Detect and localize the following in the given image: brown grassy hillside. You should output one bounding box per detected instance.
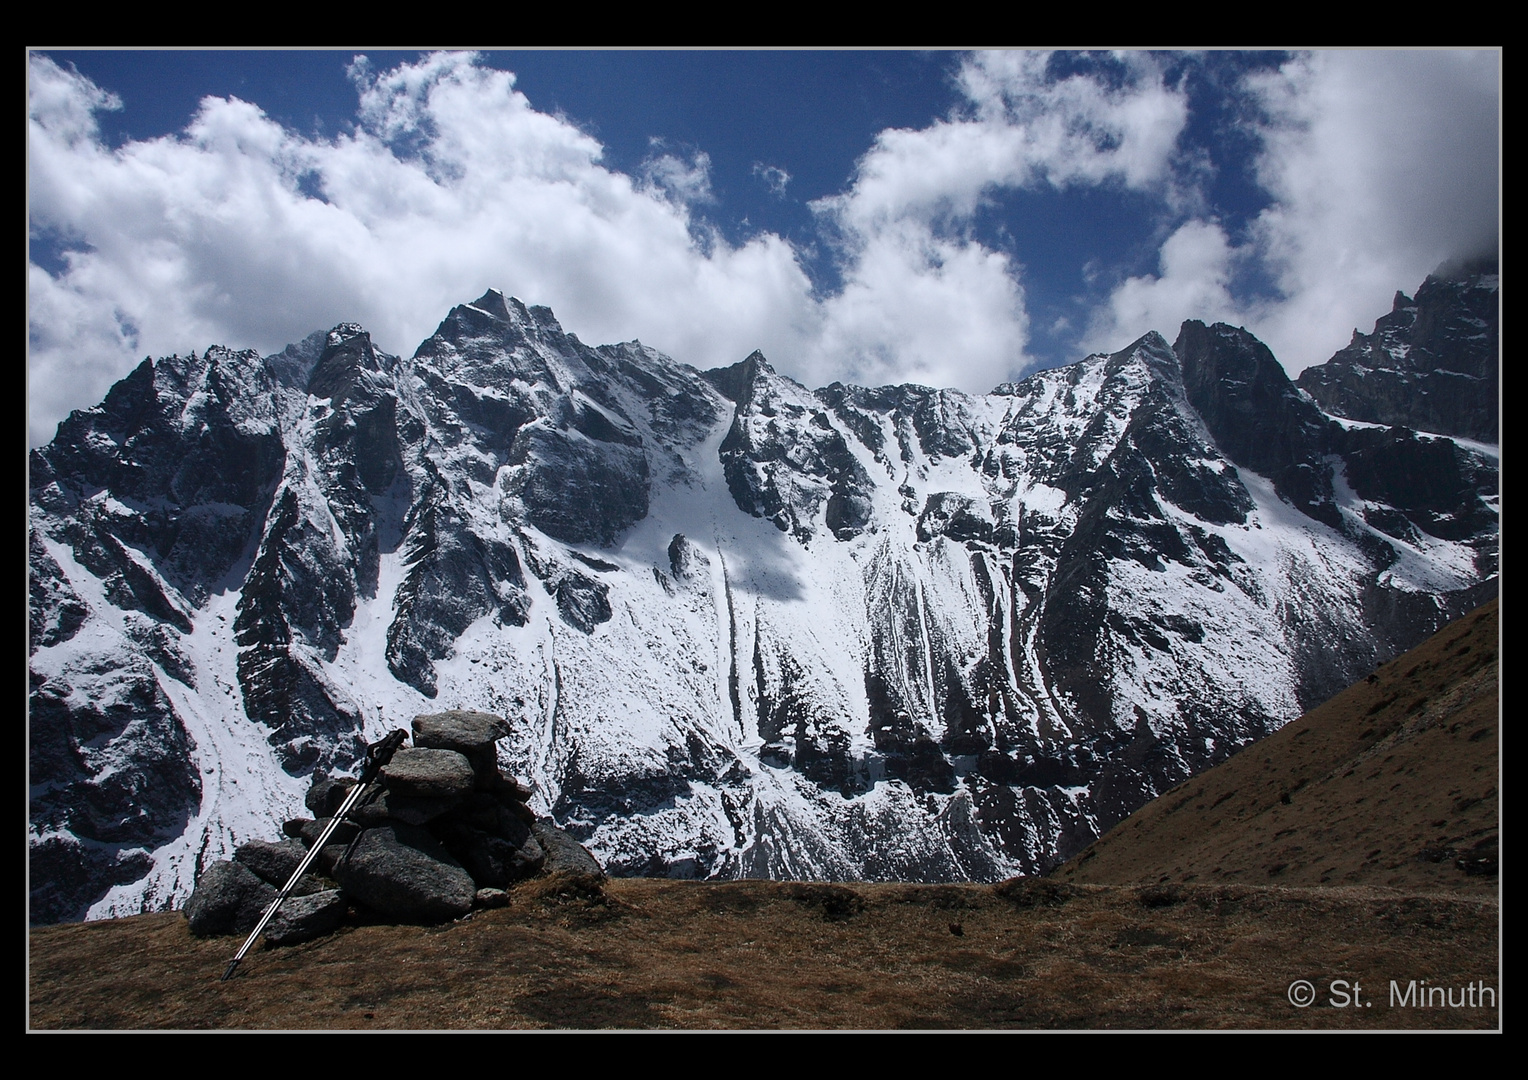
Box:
[1054,599,1498,894]
[29,876,1498,1030]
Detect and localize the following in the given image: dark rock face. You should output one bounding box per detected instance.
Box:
[30,284,1497,920]
[1337,425,1499,545]
[184,861,276,937]
[28,649,201,925]
[1175,321,1340,528]
[1297,258,1499,441]
[917,493,995,544]
[506,423,650,545]
[710,352,875,542]
[331,823,478,923]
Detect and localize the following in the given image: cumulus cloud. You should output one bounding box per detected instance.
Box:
[1085,50,1500,374]
[803,50,1192,391]
[27,52,814,446]
[28,49,1206,444]
[1241,49,1500,374]
[641,140,716,206]
[30,50,1494,447]
[1083,220,1241,353]
[957,51,1188,192]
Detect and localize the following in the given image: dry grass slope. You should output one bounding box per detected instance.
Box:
[1054,599,1498,894]
[29,876,1498,1029]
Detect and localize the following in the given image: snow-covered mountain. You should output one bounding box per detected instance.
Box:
[1297,257,1498,442]
[29,284,1498,924]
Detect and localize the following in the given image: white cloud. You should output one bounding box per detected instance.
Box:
[1241,50,1500,375]
[808,222,1030,392]
[753,163,791,198]
[1081,50,1499,374]
[641,141,716,207]
[34,51,1489,446]
[28,50,1207,445]
[1083,220,1241,354]
[957,51,1188,192]
[27,52,814,446]
[803,50,1193,393]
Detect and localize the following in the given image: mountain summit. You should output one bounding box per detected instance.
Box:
[29,283,1497,923]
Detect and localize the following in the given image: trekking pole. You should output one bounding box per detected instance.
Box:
[221,729,408,981]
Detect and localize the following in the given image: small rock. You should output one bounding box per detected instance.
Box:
[263,890,348,946]
[475,888,509,909]
[531,819,604,879]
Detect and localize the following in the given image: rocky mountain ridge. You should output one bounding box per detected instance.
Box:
[1296,256,1498,442]
[30,280,1497,924]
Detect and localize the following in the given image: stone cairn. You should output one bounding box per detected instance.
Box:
[184,710,602,946]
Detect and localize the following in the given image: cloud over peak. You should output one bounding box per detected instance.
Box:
[28,50,1498,447]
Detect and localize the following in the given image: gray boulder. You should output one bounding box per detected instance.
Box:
[184,860,276,937]
[380,748,476,799]
[233,838,326,894]
[262,890,348,946]
[531,820,604,879]
[331,823,476,922]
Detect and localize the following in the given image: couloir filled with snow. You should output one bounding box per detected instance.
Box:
[29,285,1497,923]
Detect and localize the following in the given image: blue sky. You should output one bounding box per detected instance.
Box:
[28,50,1499,447]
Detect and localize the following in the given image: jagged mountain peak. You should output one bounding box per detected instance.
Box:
[702,349,778,406]
[29,288,1497,924]
[1295,260,1498,442]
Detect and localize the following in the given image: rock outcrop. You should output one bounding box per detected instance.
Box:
[1296,257,1498,442]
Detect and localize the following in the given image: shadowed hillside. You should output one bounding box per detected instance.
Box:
[1054,600,1498,893]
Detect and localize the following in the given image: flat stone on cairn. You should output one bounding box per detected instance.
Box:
[412,710,511,785]
[380,747,476,799]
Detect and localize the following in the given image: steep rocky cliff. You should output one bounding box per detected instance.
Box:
[29,289,1497,923]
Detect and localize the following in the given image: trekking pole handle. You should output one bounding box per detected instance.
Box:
[359,729,408,785]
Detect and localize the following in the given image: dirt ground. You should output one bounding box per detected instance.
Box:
[29,876,1498,1031]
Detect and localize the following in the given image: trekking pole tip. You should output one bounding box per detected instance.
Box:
[221,959,240,982]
